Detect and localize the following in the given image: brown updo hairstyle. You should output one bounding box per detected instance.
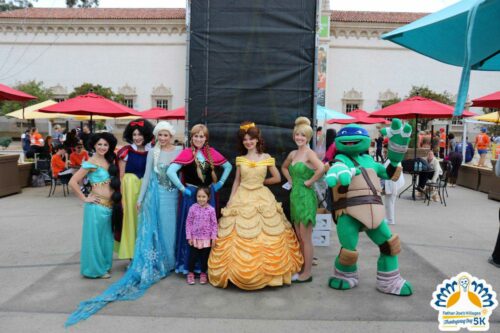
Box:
[237,121,265,155]
[190,124,217,184]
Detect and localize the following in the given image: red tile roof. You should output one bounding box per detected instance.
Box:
[331,11,427,24]
[0,8,426,24]
[0,8,185,20]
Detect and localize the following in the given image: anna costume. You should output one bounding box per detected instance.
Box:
[167,145,232,274]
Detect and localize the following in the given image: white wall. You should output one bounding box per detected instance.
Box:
[327,38,499,113]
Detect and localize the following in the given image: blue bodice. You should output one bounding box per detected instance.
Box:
[125,150,148,178]
[82,161,111,185]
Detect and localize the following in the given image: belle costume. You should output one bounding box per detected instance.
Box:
[208,156,303,290]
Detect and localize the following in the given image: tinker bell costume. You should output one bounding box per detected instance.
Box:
[66,146,181,327]
[208,156,303,290]
[325,120,413,296]
[167,145,232,274]
[289,162,317,226]
[80,161,114,278]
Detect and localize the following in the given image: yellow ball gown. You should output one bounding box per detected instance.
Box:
[208,156,303,290]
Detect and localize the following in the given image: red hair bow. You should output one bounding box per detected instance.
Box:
[130,121,144,127]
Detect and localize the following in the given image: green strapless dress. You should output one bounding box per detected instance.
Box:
[289,162,317,226]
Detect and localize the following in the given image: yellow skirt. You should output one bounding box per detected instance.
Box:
[115,173,141,259]
[208,185,303,290]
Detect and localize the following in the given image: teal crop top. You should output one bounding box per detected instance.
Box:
[82,161,111,185]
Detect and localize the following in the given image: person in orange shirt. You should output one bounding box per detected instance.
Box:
[28,127,45,157]
[475,127,491,167]
[69,140,89,169]
[439,128,446,158]
[51,145,72,184]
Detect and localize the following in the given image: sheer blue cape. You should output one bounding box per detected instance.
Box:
[66,173,177,327]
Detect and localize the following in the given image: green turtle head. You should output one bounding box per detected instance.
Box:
[335,124,371,156]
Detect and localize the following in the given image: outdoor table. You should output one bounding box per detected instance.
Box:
[398,169,433,201]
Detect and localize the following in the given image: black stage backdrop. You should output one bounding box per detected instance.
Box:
[187,0,318,206]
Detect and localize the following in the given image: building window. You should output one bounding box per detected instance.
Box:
[123,98,134,109]
[342,88,363,114]
[345,103,359,113]
[54,97,66,103]
[155,99,169,109]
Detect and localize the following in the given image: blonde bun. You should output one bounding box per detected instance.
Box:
[293,117,313,141]
[295,116,311,127]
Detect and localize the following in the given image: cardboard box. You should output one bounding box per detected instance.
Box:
[312,229,331,247]
[315,208,333,231]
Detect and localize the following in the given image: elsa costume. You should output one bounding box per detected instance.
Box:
[66,122,180,327]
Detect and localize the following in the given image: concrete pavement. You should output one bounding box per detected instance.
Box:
[0,176,499,333]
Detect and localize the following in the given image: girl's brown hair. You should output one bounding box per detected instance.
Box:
[196,186,211,199]
[237,121,265,154]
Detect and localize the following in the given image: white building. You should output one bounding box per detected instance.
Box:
[0,6,497,136]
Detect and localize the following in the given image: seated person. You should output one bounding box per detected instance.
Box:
[69,141,89,169]
[417,151,443,200]
[51,145,73,184]
[27,127,44,158]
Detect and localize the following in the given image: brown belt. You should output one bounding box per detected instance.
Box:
[335,195,383,210]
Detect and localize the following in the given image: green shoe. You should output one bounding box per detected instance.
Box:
[328,277,353,290]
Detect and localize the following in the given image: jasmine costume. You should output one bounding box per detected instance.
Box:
[167,146,232,274]
[325,121,413,296]
[80,161,114,278]
[115,143,151,259]
[66,147,181,327]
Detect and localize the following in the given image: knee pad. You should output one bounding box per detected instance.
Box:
[379,234,401,256]
[338,248,358,266]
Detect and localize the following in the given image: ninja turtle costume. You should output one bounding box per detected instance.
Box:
[325,119,413,296]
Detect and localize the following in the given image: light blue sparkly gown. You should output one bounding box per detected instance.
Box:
[66,148,180,327]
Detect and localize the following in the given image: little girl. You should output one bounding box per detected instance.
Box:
[185,187,218,285]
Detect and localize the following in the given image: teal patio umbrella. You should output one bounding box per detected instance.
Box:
[316,105,353,121]
[382,0,500,116]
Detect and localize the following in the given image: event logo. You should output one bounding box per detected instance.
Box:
[430,272,497,331]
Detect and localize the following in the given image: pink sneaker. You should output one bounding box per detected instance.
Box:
[199,272,208,285]
[187,272,195,285]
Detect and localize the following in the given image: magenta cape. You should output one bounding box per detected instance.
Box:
[173,147,227,166]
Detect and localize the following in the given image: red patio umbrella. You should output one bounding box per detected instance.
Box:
[327,109,390,125]
[39,93,137,131]
[0,83,36,102]
[471,91,500,108]
[0,83,37,133]
[369,96,474,200]
[368,96,475,119]
[134,106,185,120]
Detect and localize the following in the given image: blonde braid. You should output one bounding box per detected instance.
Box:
[153,141,161,173]
[205,143,218,183]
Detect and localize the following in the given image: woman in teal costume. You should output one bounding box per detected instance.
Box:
[66,122,180,327]
[282,117,324,283]
[68,132,121,279]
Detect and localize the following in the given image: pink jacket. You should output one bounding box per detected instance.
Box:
[185,203,218,240]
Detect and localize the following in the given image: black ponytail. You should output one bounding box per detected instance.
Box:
[89,132,122,232]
